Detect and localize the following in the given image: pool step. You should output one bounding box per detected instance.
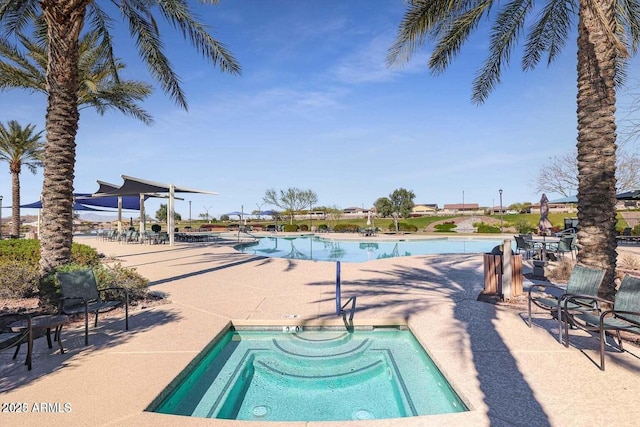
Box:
[252,352,389,388]
[271,335,371,366]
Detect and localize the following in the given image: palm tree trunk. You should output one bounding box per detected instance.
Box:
[11,170,20,237]
[39,2,87,274]
[575,0,618,301]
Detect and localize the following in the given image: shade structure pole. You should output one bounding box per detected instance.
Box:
[117,197,122,233]
[139,193,146,239]
[169,185,175,246]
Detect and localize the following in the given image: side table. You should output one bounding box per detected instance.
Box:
[11,314,70,355]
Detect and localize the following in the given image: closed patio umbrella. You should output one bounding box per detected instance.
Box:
[538,194,552,236]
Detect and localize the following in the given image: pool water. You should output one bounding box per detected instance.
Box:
[236,235,506,262]
[150,328,468,421]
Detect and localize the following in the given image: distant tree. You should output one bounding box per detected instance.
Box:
[324,205,343,224]
[264,188,318,224]
[156,204,182,223]
[535,146,640,196]
[508,202,532,213]
[0,120,44,237]
[220,214,230,221]
[375,188,415,232]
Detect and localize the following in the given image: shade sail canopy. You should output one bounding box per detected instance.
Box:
[97,175,218,196]
[20,200,107,211]
[96,175,218,246]
[225,211,248,216]
[616,190,640,200]
[75,192,144,210]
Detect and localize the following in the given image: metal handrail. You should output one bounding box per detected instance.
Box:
[341,296,357,331]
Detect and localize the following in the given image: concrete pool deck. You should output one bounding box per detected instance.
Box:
[2,233,640,426]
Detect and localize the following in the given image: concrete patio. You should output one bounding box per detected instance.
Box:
[2,234,640,426]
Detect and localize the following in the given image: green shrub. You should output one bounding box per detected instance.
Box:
[317,224,328,231]
[0,239,40,263]
[0,260,40,298]
[333,223,359,233]
[0,239,100,266]
[71,243,101,266]
[283,224,299,232]
[476,222,501,233]
[434,222,457,232]
[299,224,309,231]
[513,219,535,234]
[633,224,640,236]
[388,222,418,232]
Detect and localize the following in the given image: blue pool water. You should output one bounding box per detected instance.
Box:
[150,327,468,421]
[236,235,506,262]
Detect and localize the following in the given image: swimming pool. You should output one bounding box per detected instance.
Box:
[149,327,468,421]
[236,235,507,262]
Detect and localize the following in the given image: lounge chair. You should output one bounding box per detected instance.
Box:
[563,274,640,370]
[528,264,605,342]
[0,315,32,370]
[57,269,129,345]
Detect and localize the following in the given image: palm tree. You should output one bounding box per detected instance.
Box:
[0,120,44,238]
[0,28,154,124]
[0,1,241,274]
[388,0,640,300]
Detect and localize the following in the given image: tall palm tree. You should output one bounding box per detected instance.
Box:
[0,120,44,238]
[388,0,640,300]
[0,1,240,274]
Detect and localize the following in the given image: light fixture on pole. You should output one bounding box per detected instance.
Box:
[499,189,503,233]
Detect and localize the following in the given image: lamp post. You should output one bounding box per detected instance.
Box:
[189,200,192,228]
[499,189,503,233]
[0,195,3,239]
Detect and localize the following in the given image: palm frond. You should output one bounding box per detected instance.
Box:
[472,0,534,104]
[387,0,441,67]
[86,3,120,83]
[0,37,44,92]
[429,1,493,74]
[522,0,576,70]
[617,0,640,54]
[157,0,240,74]
[119,1,188,110]
[0,0,38,36]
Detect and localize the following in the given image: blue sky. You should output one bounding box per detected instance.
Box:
[1,0,639,220]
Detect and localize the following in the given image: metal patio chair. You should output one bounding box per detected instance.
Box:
[57,269,129,345]
[563,274,640,370]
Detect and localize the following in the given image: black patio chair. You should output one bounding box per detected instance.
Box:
[0,314,32,370]
[57,269,129,345]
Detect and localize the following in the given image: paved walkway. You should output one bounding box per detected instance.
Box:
[2,234,640,426]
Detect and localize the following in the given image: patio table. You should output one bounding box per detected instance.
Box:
[10,314,70,355]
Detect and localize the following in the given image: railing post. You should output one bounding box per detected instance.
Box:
[336,261,341,315]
